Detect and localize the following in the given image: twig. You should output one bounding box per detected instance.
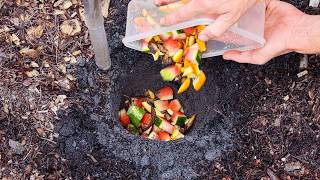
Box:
[41,137,57,144]
[86,153,98,163]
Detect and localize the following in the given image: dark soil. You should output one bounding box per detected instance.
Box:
[0,0,319,179]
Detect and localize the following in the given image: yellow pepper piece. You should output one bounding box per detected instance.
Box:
[147,89,155,99]
[182,66,193,77]
[188,36,195,46]
[184,36,189,50]
[191,64,200,75]
[193,70,206,91]
[172,49,184,63]
[171,128,185,140]
[153,35,162,43]
[196,25,206,32]
[196,38,207,52]
[184,59,191,67]
[142,101,152,112]
[178,77,191,94]
[180,67,185,73]
[152,51,161,61]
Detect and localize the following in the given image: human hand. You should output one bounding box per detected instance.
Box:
[223,0,310,65]
[155,0,258,41]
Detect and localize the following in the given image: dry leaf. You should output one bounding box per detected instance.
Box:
[67,74,76,81]
[62,0,72,10]
[60,19,81,36]
[101,0,110,18]
[49,101,58,114]
[64,56,71,62]
[3,103,9,114]
[19,13,31,23]
[39,3,44,9]
[54,9,65,15]
[0,26,10,33]
[72,50,81,56]
[70,56,77,64]
[53,0,64,7]
[283,95,290,101]
[37,45,44,51]
[11,17,20,26]
[0,0,4,9]
[10,33,20,45]
[20,48,39,59]
[71,0,78,4]
[59,64,67,74]
[56,79,71,91]
[25,69,40,77]
[26,25,44,39]
[36,128,45,137]
[30,61,39,68]
[56,95,67,104]
[43,60,50,68]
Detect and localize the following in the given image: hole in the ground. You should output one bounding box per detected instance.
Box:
[117,85,196,141]
[111,55,236,144]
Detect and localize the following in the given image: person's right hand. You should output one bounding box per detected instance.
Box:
[155,0,258,41]
[223,0,320,64]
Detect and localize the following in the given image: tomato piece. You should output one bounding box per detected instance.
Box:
[132,98,143,108]
[119,109,130,127]
[158,131,171,141]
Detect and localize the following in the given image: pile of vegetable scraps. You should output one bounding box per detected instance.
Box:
[134,9,207,94]
[119,86,196,141]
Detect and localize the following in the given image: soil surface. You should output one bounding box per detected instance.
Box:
[0,0,319,179]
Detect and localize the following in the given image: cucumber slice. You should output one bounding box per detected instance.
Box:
[127,105,145,128]
[154,117,174,134]
[148,131,158,140]
[127,124,139,135]
[172,113,187,127]
[175,116,187,127]
[171,129,184,140]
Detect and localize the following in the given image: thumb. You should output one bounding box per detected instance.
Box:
[154,0,178,6]
[198,13,236,41]
[223,48,273,65]
[222,38,289,65]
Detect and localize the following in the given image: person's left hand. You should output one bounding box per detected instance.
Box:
[155,0,258,41]
[223,0,307,65]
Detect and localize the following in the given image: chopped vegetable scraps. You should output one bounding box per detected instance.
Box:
[119,87,196,141]
[134,12,207,93]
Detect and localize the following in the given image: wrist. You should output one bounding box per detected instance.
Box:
[289,14,320,54]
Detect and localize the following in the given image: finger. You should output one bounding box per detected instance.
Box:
[160,1,200,25]
[198,13,236,41]
[154,0,178,6]
[223,48,273,65]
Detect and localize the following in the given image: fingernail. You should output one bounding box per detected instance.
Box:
[198,34,209,41]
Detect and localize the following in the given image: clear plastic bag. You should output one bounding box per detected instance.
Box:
[122,0,266,58]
